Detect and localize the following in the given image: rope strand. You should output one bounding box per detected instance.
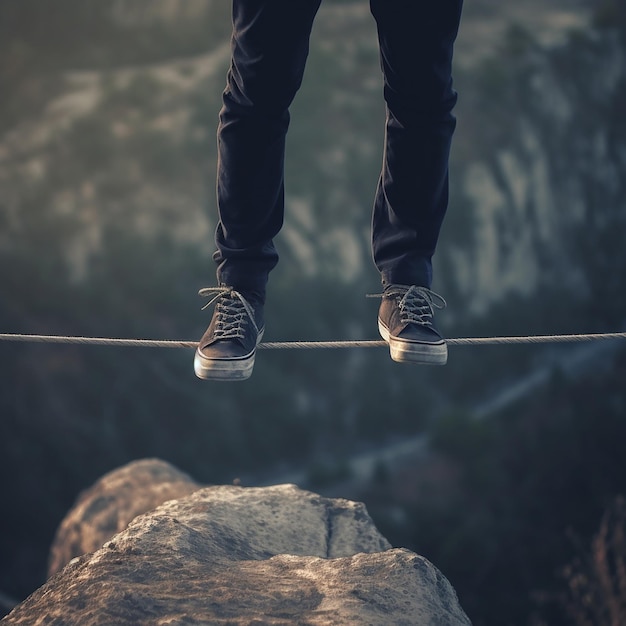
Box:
[0,332,625,349]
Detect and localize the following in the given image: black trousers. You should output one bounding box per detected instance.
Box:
[214,0,464,298]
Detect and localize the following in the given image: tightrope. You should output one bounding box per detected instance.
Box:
[1,332,626,349]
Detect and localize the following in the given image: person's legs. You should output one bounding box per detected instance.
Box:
[196,0,321,381]
[214,0,322,301]
[369,0,463,364]
[370,0,463,289]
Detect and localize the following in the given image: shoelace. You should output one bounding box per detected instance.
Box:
[369,285,446,328]
[198,287,260,340]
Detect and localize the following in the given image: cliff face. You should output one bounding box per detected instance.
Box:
[3,459,471,626]
[450,27,626,316]
[5,0,619,315]
[1,0,602,299]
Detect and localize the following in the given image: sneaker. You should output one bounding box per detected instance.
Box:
[194,286,264,381]
[376,284,447,365]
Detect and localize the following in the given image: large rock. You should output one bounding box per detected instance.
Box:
[3,460,471,625]
[48,458,202,576]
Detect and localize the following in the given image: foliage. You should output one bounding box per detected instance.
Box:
[560,496,626,626]
[363,348,626,626]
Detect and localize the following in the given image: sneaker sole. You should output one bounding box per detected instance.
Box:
[194,329,264,381]
[378,320,448,365]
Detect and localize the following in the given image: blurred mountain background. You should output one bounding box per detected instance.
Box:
[1,0,626,624]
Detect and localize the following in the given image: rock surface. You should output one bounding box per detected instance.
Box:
[3,459,471,625]
[48,458,202,577]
